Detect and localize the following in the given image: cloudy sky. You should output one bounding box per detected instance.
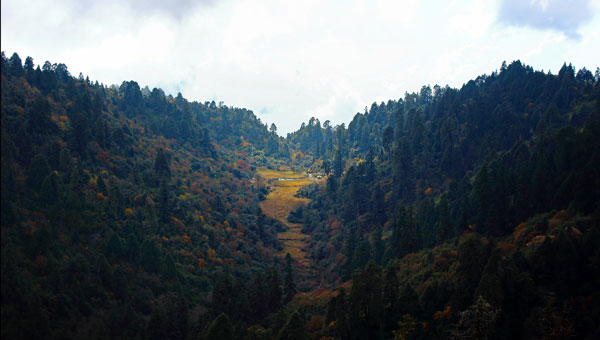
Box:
[2,0,599,134]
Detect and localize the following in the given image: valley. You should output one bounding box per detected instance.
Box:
[2,52,599,340]
[257,168,323,290]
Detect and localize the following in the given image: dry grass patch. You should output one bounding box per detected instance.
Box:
[283,246,309,263]
[283,239,308,249]
[274,178,314,187]
[257,168,303,179]
[261,186,310,225]
[257,168,321,266]
[278,231,308,240]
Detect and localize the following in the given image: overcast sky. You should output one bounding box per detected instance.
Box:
[2,0,599,134]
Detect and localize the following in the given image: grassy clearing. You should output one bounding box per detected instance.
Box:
[283,246,309,266]
[260,184,310,224]
[257,168,303,179]
[257,168,321,265]
[278,231,308,240]
[274,178,313,186]
[283,239,308,249]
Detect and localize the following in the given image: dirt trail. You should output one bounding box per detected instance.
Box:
[257,169,321,289]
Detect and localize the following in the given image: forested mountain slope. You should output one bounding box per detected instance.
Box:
[0,52,291,339]
[2,52,600,340]
[285,61,600,339]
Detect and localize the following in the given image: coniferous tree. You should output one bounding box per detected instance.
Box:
[392,137,413,202]
[322,159,331,176]
[125,233,140,263]
[27,154,50,192]
[383,266,400,335]
[276,312,308,340]
[382,125,394,156]
[398,284,422,318]
[451,296,499,340]
[29,95,57,136]
[141,238,162,273]
[158,178,169,223]
[371,183,386,226]
[349,262,384,340]
[283,253,296,304]
[351,239,372,272]
[333,289,351,340]
[206,313,234,340]
[8,52,24,77]
[212,274,235,318]
[454,234,490,308]
[473,163,491,235]
[97,176,107,196]
[371,227,385,266]
[251,271,267,320]
[326,175,338,199]
[58,146,73,172]
[39,171,62,205]
[165,295,189,340]
[266,267,282,312]
[154,148,171,179]
[409,110,425,154]
[342,224,358,277]
[391,207,420,259]
[164,253,177,281]
[394,108,404,141]
[71,111,91,158]
[437,195,451,242]
[333,147,343,179]
[104,233,123,260]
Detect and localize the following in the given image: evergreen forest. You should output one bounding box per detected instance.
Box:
[1,52,599,339]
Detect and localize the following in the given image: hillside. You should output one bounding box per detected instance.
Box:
[288,61,600,275]
[284,61,600,339]
[0,52,291,339]
[2,52,600,340]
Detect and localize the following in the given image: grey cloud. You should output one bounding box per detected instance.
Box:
[126,0,217,20]
[65,0,217,21]
[498,0,595,39]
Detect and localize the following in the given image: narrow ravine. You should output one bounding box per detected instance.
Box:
[257,168,321,290]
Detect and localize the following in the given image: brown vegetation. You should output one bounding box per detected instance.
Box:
[257,168,320,267]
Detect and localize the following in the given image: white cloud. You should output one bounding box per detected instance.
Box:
[1,0,599,134]
[448,0,495,38]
